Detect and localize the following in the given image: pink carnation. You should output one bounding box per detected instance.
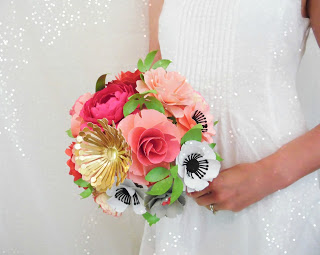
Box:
[118,109,181,185]
[70,93,93,137]
[136,68,194,118]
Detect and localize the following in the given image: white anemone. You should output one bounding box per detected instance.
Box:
[106,179,146,215]
[177,140,221,192]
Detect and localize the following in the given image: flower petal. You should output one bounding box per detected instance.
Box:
[184,174,209,191]
[107,196,130,213]
[201,159,221,181]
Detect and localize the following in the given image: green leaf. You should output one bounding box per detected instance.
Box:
[123,99,140,117]
[140,73,145,82]
[137,59,147,73]
[167,116,177,125]
[209,143,216,149]
[144,96,165,114]
[80,186,93,199]
[170,177,184,205]
[180,128,203,145]
[140,89,158,95]
[145,167,170,182]
[214,120,219,126]
[96,74,107,92]
[74,178,90,188]
[66,129,74,138]
[128,93,140,101]
[144,50,158,70]
[170,165,178,178]
[192,123,204,129]
[142,212,160,226]
[215,152,223,162]
[152,59,172,70]
[147,176,173,196]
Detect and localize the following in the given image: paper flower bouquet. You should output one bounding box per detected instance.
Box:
[65,51,223,225]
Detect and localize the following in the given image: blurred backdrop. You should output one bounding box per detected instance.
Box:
[0,1,319,254]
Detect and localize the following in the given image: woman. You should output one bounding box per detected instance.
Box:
[140,0,320,254]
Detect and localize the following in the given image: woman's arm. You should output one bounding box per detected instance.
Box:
[302,0,320,47]
[149,0,164,63]
[189,124,320,212]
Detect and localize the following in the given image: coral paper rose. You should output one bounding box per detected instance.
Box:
[118,109,181,185]
[65,142,82,182]
[70,93,93,137]
[80,81,137,125]
[136,68,194,118]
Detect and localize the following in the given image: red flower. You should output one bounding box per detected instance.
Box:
[116,69,141,89]
[80,81,138,125]
[65,142,82,182]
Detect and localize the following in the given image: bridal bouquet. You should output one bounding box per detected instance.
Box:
[65,51,222,225]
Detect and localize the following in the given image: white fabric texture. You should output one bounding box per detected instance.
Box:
[0,0,319,254]
[139,0,320,254]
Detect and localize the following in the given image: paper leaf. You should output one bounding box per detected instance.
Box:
[74,178,90,188]
[80,187,92,198]
[214,120,219,126]
[215,152,223,162]
[144,50,158,70]
[180,128,202,145]
[209,143,216,149]
[140,89,158,95]
[128,93,140,101]
[167,116,177,125]
[145,167,170,182]
[140,73,145,82]
[142,212,160,226]
[170,177,184,205]
[138,59,147,73]
[123,99,140,117]
[192,123,203,129]
[96,74,107,92]
[144,96,165,114]
[152,59,172,70]
[147,176,173,196]
[170,165,178,178]
[66,129,74,138]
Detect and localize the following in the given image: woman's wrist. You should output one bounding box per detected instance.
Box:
[255,150,294,194]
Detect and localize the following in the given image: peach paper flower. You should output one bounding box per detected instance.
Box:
[136,68,194,118]
[176,101,216,143]
[70,93,93,137]
[118,109,181,185]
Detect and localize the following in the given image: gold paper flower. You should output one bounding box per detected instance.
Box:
[74,119,132,192]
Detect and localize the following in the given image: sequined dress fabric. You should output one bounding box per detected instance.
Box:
[139,0,320,254]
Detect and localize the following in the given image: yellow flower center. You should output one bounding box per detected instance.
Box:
[106,147,118,161]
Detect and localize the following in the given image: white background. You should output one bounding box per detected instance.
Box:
[0,1,319,254]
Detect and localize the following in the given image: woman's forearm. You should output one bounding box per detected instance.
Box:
[308,0,320,47]
[258,124,320,191]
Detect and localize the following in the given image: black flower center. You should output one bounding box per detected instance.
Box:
[115,188,131,205]
[183,153,209,179]
[192,110,208,132]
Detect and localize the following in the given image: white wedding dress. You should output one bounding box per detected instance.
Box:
[139,0,320,254]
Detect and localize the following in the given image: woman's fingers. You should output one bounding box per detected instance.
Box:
[194,192,215,206]
[187,186,211,198]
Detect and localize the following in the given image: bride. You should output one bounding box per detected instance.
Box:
[139,0,320,254]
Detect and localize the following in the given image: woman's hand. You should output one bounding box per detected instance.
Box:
[187,162,284,212]
[188,124,320,213]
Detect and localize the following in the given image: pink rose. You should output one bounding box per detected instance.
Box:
[80,81,137,125]
[136,68,194,118]
[176,101,216,143]
[70,93,93,137]
[118,109,181,185]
